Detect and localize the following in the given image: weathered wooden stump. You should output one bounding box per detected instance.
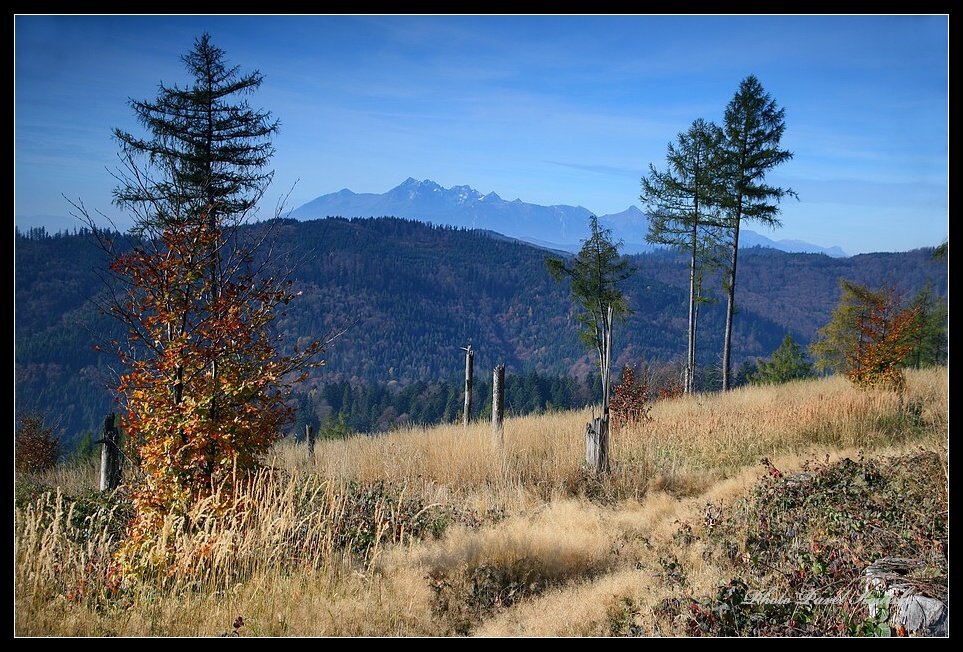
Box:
[491,364,505,444]
[306,423,315,459]
[99,413,121,491]
[585,416,609,474]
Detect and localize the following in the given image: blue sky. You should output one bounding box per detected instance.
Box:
[15,15,948,255]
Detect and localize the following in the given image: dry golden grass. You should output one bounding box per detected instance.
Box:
[275,368,946,506]
[29,455,100,495]
[14,368,947,636]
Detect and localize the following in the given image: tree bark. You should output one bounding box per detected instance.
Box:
[692,299,701,391]
[602,304,613,417]
[585,416,609,474]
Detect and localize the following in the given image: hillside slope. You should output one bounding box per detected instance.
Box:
[14,218,947,445]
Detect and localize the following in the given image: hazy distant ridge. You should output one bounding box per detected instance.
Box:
[291,178,847,257]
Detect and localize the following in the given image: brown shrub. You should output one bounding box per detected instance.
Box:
[15,414,60,474]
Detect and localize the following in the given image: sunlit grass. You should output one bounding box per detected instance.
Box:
[15,368,947,636]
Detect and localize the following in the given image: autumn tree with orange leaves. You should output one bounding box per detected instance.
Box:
[810,280,922,392]
[105,212,322,555]
[78,34,323,577]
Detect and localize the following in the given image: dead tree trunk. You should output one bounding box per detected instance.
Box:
[462,344,474,427]
[585,416,609,473]
[99,413,121,491]
[586,305,613,474]
[306,423,315,459]
[492,364,505,444]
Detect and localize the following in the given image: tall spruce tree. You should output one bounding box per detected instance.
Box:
[718,75,796,390]
[641,118,726,393]
[114,32,278,225]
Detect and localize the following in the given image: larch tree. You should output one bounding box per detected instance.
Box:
[80,33,323,577]
[546,216,635,473]
[641,118,726,393]
[810,280,922,391]
[718,75,796,390]
[810,280,873,376]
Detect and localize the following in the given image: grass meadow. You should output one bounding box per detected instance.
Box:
[15,368,947,636]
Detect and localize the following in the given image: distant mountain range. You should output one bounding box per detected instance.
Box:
[290,178,847,257]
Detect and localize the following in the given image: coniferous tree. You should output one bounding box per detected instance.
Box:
[748,334,814,385]
[810,280,874,376]
[906,282,948,369]
[112,33,283,443]
[810,280,923,391]
[113,33,278,225]
[109,32,285,438]
[546,216,635,472]
[932,240,947,261]
[718,75,796,390]
[641,118,726,393]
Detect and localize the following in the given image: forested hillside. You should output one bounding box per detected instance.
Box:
[15,218,946,448]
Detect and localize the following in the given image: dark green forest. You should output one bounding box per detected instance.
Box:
[15,218,946,450]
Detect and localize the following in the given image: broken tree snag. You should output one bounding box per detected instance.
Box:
[492,364,505,443]
[463,344,474,427]
[306,423,315,459]
[99,413,122,491]
[598,416,610,473]
[585,417,610,475]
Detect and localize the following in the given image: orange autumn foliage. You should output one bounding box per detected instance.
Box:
[108,211,322,578]
[846,287,921,392]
